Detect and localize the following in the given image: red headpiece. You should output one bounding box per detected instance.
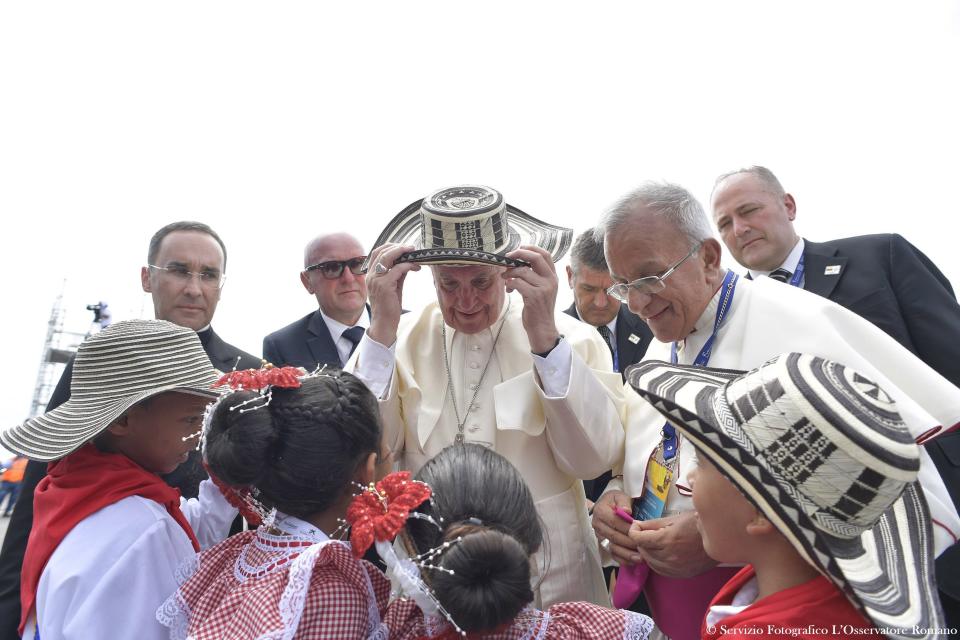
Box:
[346,471,432,558]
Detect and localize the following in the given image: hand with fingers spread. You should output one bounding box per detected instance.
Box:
[591,490,641,567]
[503,245,561,354]
[627,511,716,578]
[365,243,420,348]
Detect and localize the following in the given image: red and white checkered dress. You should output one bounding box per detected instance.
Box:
[416,603,654,640]
[157,527,422,639]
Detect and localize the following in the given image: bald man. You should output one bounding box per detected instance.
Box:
[263,232,370,369]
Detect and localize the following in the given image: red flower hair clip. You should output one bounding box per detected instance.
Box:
[213,364,303,391]
[346,471,432,558]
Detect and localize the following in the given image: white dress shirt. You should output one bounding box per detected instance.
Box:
[319,308,370,366]
[747,238,805,286]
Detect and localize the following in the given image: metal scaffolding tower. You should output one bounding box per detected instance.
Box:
[28,290,94,417]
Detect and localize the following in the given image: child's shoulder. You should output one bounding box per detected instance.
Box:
[44,496,198,589]
[62,495,184,551]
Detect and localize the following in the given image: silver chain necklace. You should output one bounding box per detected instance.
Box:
[441,298,511,444]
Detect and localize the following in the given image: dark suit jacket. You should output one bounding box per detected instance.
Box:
[0,327,258,639]
[563,302,653,382]
[803,235,960,383]
[262,307,370,370]
[802,234,960,610]
[563,302,653,503]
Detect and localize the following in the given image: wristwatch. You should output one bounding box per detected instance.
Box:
[532,335,563,358]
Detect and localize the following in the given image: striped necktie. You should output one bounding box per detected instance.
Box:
[768,268,792,283]
[596,325,615,362]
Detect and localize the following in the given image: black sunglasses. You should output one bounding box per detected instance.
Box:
[304,256,368,280]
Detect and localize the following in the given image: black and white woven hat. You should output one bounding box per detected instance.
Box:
[1,319,223,461]
[626,352,944,638]
[363,185,573,270]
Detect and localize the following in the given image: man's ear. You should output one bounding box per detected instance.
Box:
[565,265,575,290]
[701,238,724,272]
[300,271,313,294]
[141,266,152,293]
[784,193,797,222]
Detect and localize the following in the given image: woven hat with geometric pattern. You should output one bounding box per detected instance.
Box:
[1,319,223,461]
[362,185,573,271]
[626,352,944,639]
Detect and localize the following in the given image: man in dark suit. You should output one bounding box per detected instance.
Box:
[711,166,960,624]
[0,221,260,639]
[263,232,369,370]
[562,230,653,502]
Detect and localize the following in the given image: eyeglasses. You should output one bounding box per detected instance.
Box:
[606,243,702,302]
[304,256,367,280]
[148,264,226,290]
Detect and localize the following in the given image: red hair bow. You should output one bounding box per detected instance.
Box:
[213,365,303,391]
[346,471,432,558]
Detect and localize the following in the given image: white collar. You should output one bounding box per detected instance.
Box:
[692,279,724,337]
[272,511,331,541]
[748,238,804,280]
[705,575,759,627]
[605,314,618,337]
[675,274,728,358]
[319,306,370,339]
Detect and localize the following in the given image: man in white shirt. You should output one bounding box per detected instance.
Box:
[348,185,626,607]
[590,181,960,639]
[263,232,370,369]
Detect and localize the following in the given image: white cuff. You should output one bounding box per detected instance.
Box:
[350,334,396,399]
[532,338,573,398]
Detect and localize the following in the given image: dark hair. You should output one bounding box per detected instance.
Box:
[407,444,543,633]
[569,228,608,274]
[147,221,229,272]
[204,370,381,518]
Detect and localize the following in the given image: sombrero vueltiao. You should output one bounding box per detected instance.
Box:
[626,352,944,639]
[1,319,223,461]
[363,185,573,271]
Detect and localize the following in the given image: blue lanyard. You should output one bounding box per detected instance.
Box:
[612,344,619,372]
[788,253,805,287]
[662,270,739,459]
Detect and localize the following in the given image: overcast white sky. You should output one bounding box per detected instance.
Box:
[2,1,959,456]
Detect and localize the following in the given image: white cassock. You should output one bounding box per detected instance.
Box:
[611,275,960,554]
[25,479,236,640]
[350,292,626,607]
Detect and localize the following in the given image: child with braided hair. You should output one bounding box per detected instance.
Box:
[157,368,421,640]
[401,444,655,639]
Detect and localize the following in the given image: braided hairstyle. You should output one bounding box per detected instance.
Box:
[204,369,381,518]
[407,444,543,633]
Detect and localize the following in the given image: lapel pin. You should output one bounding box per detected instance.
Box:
[628,333,641,344]
[824,265,841,275]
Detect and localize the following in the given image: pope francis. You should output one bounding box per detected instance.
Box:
[348,185,626,606]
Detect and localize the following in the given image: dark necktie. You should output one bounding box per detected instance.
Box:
[596,325,615,363]
[768,268,792,283]
[341,326,366,362]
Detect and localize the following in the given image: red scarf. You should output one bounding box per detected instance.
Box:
[19,444,200,633]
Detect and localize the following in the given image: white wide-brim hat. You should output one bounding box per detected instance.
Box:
[626,352,944,639]
[363,185,573,270]
[1,319,223,461]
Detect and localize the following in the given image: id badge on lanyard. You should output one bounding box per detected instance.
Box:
[632,439,678,521]
[632,270,739,522]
